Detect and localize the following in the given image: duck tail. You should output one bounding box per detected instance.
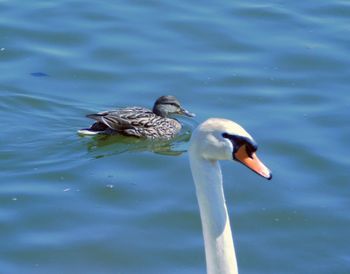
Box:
[77,121,109,136]
[86,113,105,121]
[77,128,101,136]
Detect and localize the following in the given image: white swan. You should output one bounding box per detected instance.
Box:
[189,118,272,274]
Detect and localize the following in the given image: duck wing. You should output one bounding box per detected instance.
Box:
[87,107,173,137]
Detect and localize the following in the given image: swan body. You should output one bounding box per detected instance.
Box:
[78,95,195,139]
[189,118,272,274]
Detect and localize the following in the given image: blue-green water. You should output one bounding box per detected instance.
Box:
[1,1,349,273]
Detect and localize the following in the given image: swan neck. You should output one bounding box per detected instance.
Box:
[189,154,238,274]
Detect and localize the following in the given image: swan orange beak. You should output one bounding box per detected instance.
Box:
[234,145,272,180]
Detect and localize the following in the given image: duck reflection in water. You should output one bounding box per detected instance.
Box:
[82,129,193,158]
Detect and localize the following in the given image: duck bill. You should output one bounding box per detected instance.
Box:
[179,107,195,117]
[234,145,272,180]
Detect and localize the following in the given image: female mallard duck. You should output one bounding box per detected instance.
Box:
[78,95,195,139]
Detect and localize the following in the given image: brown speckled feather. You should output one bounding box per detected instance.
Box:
[86,107,181,139]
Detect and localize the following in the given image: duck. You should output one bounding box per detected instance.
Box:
[188,118,272,274]
[78,95,195,139]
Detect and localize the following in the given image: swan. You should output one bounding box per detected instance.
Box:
[189,118,272,274]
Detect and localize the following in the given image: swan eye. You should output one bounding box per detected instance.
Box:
[222,132,258,157]
[222,133,230,139]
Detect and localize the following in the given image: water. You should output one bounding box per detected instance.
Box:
[1,1,349,273]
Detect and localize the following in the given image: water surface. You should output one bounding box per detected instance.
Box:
[1,1,349,273]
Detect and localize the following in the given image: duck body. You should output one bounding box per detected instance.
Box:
[78,96,194,139]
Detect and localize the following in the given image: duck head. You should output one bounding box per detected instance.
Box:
[153,95,195,118]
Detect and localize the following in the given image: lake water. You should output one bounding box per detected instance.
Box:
[1,1,349,273]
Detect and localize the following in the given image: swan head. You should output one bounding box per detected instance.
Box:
[189,118,272,180]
